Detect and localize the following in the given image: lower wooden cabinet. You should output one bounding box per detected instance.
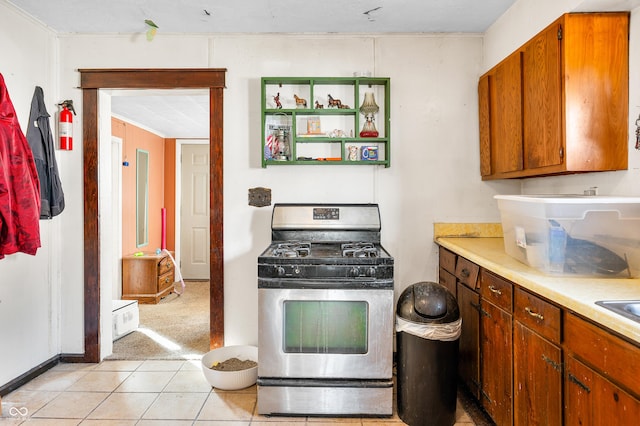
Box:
[480,300,512,425]
[438,244,640,426]
[565,355,640,425]
[457,281,480,399]
[564,312,640,425]
[438,266,456,296]
[513,288,562,426]
[513,321,562,426]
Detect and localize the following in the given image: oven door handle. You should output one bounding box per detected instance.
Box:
[258,278,394,290]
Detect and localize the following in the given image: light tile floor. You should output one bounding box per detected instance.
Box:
[1,360,476,425]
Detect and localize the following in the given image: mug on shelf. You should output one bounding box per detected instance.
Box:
[361,146,378,161]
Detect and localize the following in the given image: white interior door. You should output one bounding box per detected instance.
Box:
[180,144,210,279]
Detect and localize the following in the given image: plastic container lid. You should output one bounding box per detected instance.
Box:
[495,194,640,204]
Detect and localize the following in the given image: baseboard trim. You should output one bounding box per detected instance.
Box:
[59,353,90,363]
[0,355,60,396]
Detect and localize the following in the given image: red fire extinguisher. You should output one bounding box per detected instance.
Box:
[58,100,76,150]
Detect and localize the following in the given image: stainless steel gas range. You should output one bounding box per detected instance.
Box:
[257,203,394,417]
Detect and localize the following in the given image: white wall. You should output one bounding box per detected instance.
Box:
[0,1,63,385]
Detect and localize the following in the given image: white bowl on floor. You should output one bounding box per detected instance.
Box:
[201,345,258,390]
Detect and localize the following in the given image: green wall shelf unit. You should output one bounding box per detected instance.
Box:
[261,77,391,167]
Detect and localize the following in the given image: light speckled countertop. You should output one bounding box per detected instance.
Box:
[435,237,640,345]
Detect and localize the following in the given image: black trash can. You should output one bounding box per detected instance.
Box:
[396,281,461,426]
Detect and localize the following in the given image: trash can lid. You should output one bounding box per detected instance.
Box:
[396,281,459,323]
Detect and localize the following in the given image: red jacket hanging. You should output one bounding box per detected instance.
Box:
[0,73,41,259]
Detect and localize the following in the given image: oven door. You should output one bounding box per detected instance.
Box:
[258,286,394,379]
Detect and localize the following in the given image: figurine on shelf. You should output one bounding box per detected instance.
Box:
[347,145,358,161]
[359,92,380,137]
[360,114,378,138]
[315,101,324,109]
[293,94,307,108]
[327,94,342,108]
[328,129,347,138]
[273,93,282,109]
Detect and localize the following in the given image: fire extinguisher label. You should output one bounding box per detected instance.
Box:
[59,121,72,137]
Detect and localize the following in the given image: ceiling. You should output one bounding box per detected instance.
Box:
[10,0,522,138]
[8,0,517,34]
[109,90,210,139]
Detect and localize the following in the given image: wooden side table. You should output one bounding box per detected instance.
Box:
[122,252,175,304]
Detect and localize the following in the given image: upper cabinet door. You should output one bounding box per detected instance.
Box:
[478,75,491,177]
[489,51,523,175]
[562,13,629,172]
[522,21,563,170]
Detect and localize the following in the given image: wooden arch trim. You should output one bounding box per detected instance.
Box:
[78,68,226,362]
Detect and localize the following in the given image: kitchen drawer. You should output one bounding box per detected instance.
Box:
[455,256,479,290]
[439,267,457,297]
[158,255,174,275]
[439,247,457,274]
[514,288,561,344]
[480,269,513,312]
[564,312,640,397]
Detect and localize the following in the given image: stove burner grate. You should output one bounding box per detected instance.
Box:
[341,242,378,258]
[273,241,311,258]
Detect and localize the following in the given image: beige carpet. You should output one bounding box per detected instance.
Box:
[109,280,210,360]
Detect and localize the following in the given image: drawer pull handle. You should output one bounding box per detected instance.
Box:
[488,285,502,295]
[460,268,470,278]
[568,373,590,393]
[525,307,544,321]
[542,354,562,372]
[480,388,493,404]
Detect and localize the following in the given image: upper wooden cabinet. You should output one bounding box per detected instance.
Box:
[480,51,523,176]
[479,13,629,180]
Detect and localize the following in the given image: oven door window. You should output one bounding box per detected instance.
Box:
[283,301,368,354]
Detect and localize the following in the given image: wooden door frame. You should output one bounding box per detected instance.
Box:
[78,68,226,362]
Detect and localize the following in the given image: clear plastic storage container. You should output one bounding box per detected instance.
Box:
[495,195,640,277]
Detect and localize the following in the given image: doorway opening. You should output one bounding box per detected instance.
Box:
[77,68,226,363]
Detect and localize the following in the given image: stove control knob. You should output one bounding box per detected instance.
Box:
[349,267,360,277]
[367,267,377,277]
[276,266,286,277]
[293,267,300,275]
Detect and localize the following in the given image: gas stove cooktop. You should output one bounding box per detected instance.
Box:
[260,241,393,260]
[258,204,394,282]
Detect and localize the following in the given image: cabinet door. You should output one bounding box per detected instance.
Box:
[564,312,640,399]
[562,13,629,172]
[481,300,512,426]
[458,282,481,398]
[438,267,456,297]
[478,74,491,177]
[489,51,523,175]
[565,355,640,426]
[513,321,562,426]
[522,20,563,170]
